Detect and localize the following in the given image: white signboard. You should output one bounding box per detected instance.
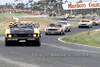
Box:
[62,2,100,10]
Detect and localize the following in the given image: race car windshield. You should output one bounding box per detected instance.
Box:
[9,24,35,29]
[81,21,90,22]
[49,24,62,27]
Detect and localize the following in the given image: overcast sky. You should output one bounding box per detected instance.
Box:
[0,0,99,5]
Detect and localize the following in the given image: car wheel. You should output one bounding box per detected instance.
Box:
[45,33,48,35]
[78,26,81,28]
[90,26,92,28]
[39,33,42,37]
[5,38,10,46]
[60,31,63,35]
[63,31,65,35]
[60,32,62,35]
[5,41,10,46]
[89,25,92,28]
[68,29,70,32]
[35,39,41,46]
[65,28,68,32]
[96,24,98,26]
[65,30,67,32]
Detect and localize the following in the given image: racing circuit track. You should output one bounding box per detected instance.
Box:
[0,22,100,67]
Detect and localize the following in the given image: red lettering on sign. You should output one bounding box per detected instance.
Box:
[89,3,100,7]
[68,3,86,9]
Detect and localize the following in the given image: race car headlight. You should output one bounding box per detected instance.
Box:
[33,34,37,38]
[58,29,61,31]
[8,34,12,38]
[87,23,90,25]
[44,28,47,31]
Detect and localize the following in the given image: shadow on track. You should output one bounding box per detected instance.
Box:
[5,42,40,47]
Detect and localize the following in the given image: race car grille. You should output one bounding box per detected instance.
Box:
[81,24,86,25]
[47,29,58,31]
[11,34,33,37]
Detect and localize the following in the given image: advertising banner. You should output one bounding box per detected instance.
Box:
[62,2,100,10]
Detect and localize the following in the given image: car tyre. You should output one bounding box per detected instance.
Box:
[5,41,10,46]
[35,39,41,46]
[65,30,67,32]
[63,32,65,35]
[60,31,63,35]
[88,26,91,28]
[68,29,70,32]
[65,28,68,32]
[78,26,81,28]
[96,24,98,26]
[5,38,10,46]
[45,33,48,35]
[90,26,92,28]
[88,26,90,28]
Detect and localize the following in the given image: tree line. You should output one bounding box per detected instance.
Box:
[0,0,100,16]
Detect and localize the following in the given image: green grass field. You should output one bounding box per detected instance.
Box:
[0,13,31,33]
[62,30,100,47]
[0,13,78,33]
[0,13,31,23]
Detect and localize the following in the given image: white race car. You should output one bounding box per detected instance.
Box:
[78,19,92,28]
[58,21,71,32]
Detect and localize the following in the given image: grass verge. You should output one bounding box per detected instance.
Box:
[62,30,100,47]
[19,17,58,30]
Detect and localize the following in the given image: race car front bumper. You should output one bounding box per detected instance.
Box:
[45,30,62,34]
[5,37,39,43]
[78,24,90,27]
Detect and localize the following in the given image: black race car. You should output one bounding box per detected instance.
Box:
[5,22,41,46]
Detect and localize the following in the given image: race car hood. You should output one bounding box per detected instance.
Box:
[79,22,90,24]
[63,25,69,27]
[10,28,34,34]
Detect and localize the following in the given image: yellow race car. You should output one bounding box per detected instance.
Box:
[5,21,41,46]
[92,18,100,25]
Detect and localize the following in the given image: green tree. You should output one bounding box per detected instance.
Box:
[5,3,13,9]
[16,3,25,9]
[77,0,83,3]
[28,0,34,10]
[32,1,43,11]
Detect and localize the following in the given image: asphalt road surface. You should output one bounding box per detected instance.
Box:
[0,25,100,67]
